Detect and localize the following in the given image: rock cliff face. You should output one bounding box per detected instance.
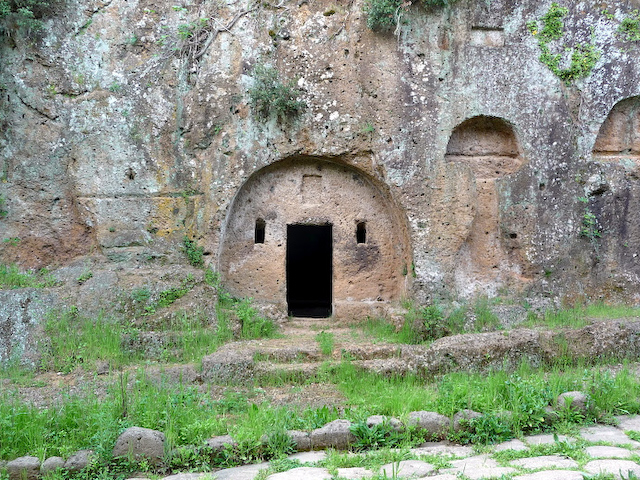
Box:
[1,0,640,317]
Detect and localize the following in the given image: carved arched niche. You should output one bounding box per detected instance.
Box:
[218,156,411,319]
[593,96,640,167]
[445,116,526,289]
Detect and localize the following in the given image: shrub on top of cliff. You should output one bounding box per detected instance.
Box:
[363,0,406,32]
[0,0,59,37]
[248,63,306,123]
[364,0,457,32]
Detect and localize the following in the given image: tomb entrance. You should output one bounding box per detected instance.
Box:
[218,156,411,319]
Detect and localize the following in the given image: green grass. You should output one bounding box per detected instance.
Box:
[525,302,640,329]
[0,264,59,289]
[316,331,335,356]
[4,286,640,476]
[2,359,640,474]
[37,306,232,372]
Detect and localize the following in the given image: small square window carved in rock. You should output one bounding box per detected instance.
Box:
[356,222,366,244]
[255,218,266,244]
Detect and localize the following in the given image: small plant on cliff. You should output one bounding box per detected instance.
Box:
[0,0,58,36]
[183,235,204,267]
[527,3,601,84]
[618,10,640,41]
[248,63,305,122]
[0,264,57,289]
[0,195,7,218]
[578,196,602,255]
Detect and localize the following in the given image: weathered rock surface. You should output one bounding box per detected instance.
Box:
[64,449,95,473]
[452,409,482,432]
[380,460,433,478]
[205,435,236,452]
[40,456,65,475]
[6,456,40,480]
[557,391,589,413]
[584,459,640,478]
[202,347,255,383]
[287,430,312,452]
[510,455,578,470]
[266,466,332,480]
[309,419,356,450]
[409,321,640,376]
[113,427,165,465]
[2,0,640,330]
[366,415,404,432]
[406,411,449,438]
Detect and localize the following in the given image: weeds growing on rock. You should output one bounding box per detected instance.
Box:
[0,194,7,218]
[528,3,601,83]
[248,63,305,122]
[183,236,204,267]
[618,10,640,41]
[0,264,58,289]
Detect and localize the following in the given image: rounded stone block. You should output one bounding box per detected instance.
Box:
[310,419,356,450]
[452,409,482,432]
[205,434,236,452]
[287,430,312,451]
[113,426,166,465]
[407,411,449,438]
[64,449,95,473]
[510,455,578,469]
[6,456,40,480]
[366,415,404,432]
[557,391,589,413]
[41,456,65,475]
[585,445,633,459]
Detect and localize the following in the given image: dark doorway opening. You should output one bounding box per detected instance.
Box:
[287,224,332,318]
[255,218,266,244]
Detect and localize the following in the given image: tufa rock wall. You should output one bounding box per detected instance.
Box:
[1,0,640,318]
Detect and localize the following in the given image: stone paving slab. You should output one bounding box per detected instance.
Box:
[153,415,640,480]
[161,474,211,480]
[512,471,585,480]
[617,415,640,432]
[510,455,578,469]
[585,445,634,458]
[287,451,326,463]
[443,454,517,480]
[214,463,269,480]
[379,460,433,477]
[266,466,332,480]
[494,438,528,452]
[410,444,474,457]
[584,459,640,478]
[524,434,572,445]
[336,467,373,479]
[414,475,458,480]
[579,425,640,446]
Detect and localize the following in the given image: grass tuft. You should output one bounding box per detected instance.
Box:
[0,264,59,289]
